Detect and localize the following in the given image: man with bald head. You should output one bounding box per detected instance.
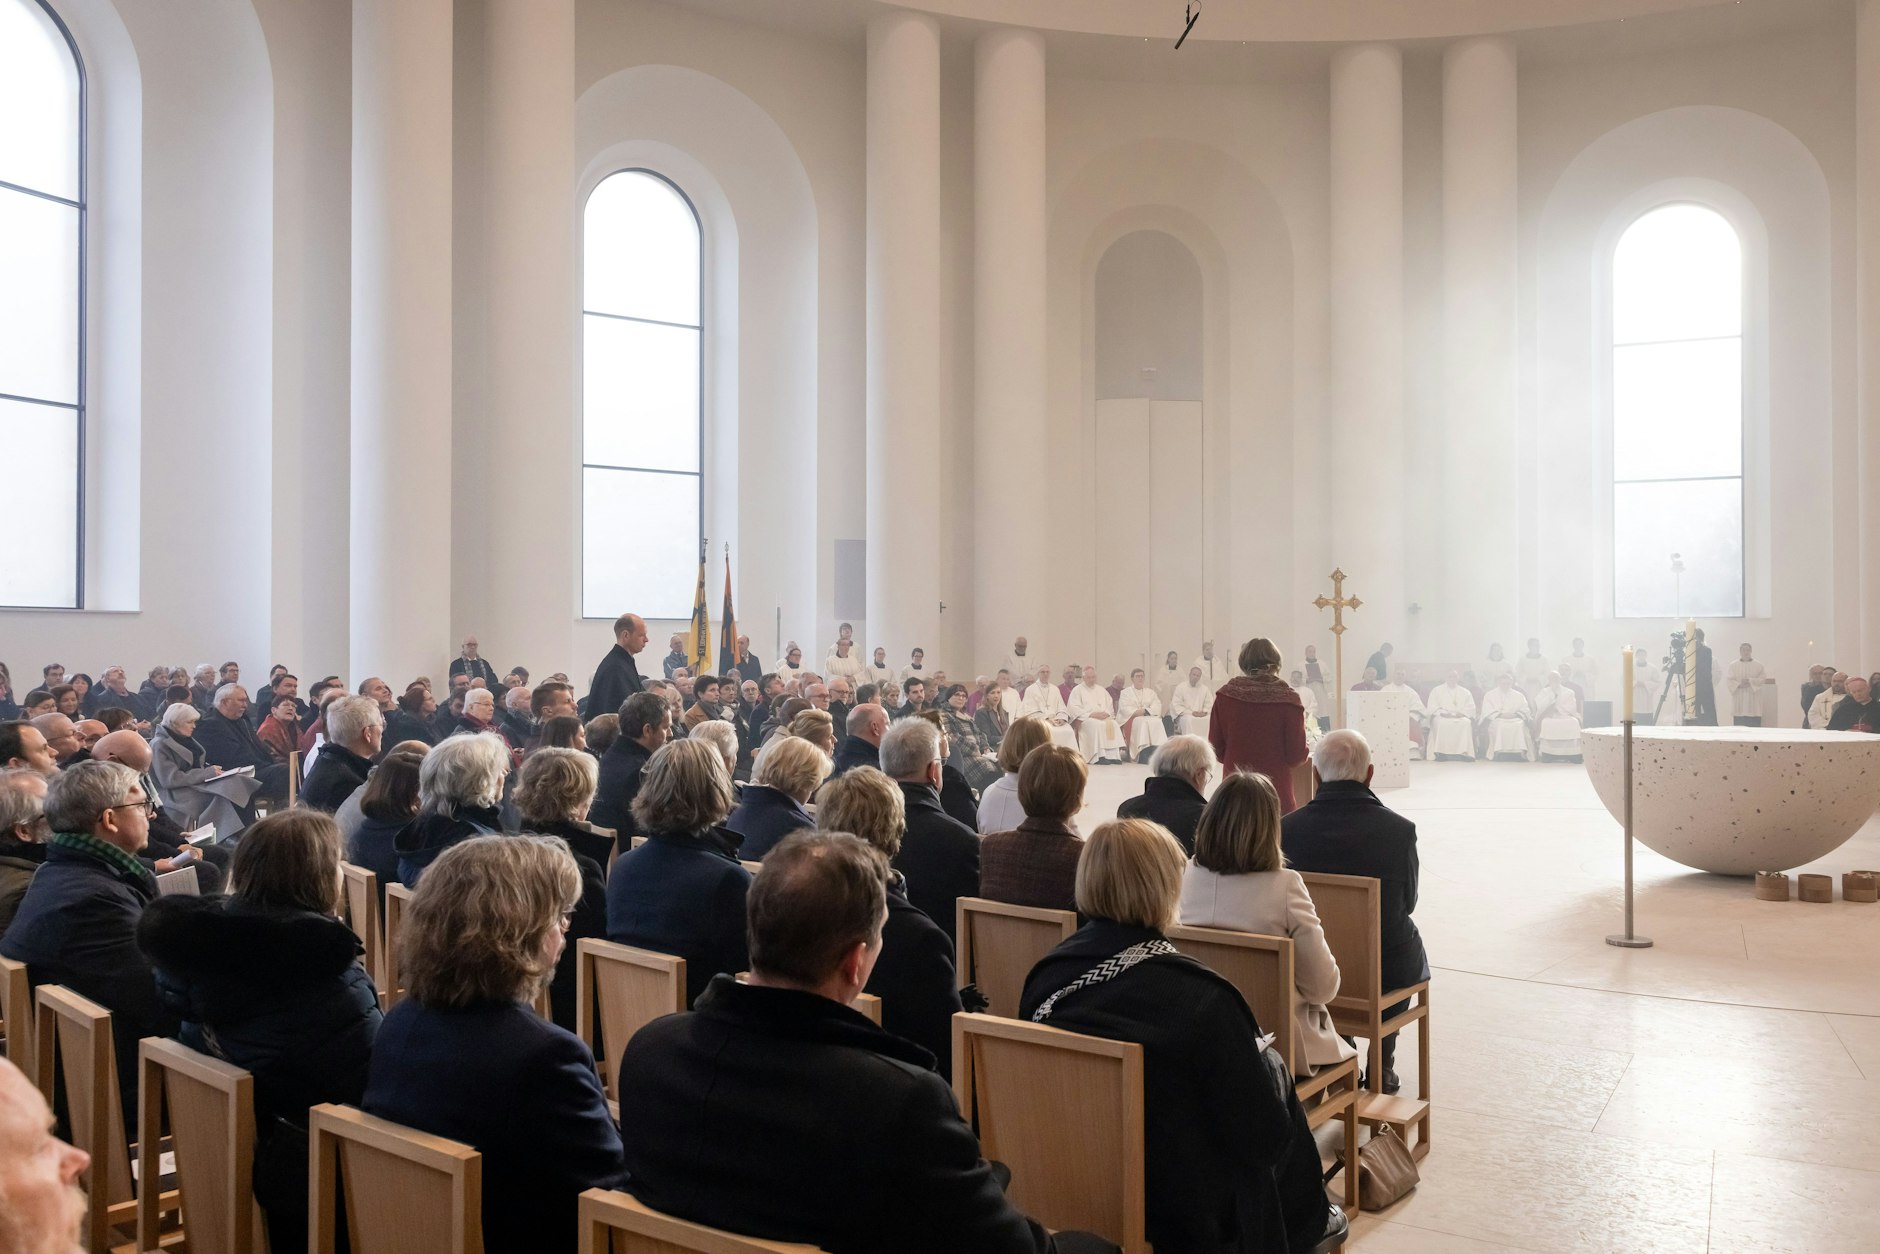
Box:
[450,636,500,689]
[30,714,85,769]
[589,611,650,721]
[74,720,107,751]
[833,702,890,776]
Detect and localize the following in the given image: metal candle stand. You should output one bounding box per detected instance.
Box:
[1605,716,1653,949]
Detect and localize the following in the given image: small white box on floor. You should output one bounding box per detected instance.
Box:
[1349,688,1412,789]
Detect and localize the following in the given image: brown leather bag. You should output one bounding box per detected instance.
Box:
[1357,1126,1419,1211]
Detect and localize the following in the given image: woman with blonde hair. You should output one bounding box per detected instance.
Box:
[364,836,626,1251]
[728,734,830,861]
[514,747,611,1031]
[1021,818,1342,1254]
[1177,772,1352,1077]
[785,706,837,756]
[975,715,1051,834]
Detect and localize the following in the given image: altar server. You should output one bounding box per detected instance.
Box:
[1067,668,1125,764]
[1727,643,1767,727]
[1118,670,1169,762]
[1152,651,1183,709]
[1191,641,1227,686]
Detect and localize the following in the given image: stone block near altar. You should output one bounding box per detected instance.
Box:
[1350,688,1412,790]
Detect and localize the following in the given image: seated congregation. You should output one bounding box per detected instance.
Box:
[0,631,1440,1254]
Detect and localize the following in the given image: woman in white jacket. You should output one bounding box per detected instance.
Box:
[1176,771,1357,1077]
[974,715,1052,835]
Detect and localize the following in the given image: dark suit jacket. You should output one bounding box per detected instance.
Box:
[587,644,645,723]
[605,828,752,1006]
[616,976,1059,1254]
[723,786,815,861]
[1116,775,1208,855]
[448,656,500,688]
[979,817,1082,914]
[867,877,963,1074]
[831,735,880,776]
[590,736,654,840]
[196,709,276,772]
[301,743,373,813]
[891,783,980,948]
[364,999,627,1253]
[1279,779,1429,992]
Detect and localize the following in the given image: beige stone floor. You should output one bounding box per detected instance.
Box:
[1078,758,1880,1253]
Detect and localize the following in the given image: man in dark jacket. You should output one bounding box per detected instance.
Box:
[1280,728,1428,1093]
[1115,734,1212,855]
[587,612,650,724]
[302,696,383,812]
[194,685,291,800]
[1,761,180,1134]
[590,691,671,842]
[1692,628,1718,725]
[880,719,979,947]
[615,832,1114,1254]
[448,636,501,689]
[832,703,887,776]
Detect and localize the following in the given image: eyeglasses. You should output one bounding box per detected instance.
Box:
[104,798,156,819]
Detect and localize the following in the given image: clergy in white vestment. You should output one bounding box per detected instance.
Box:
[1118,670,1170,761]
[899,648,930,687]
[1019,664,1079,750]
[1727,643,1768,726]
[990,671,1023,720]
[1152,651,1183,710]
[1565,639,1599,700]
[997,638,1035,690]
[1808,673,1848,731]
[823,640,868,687]
[1533,672,1583,760]
[1480,643,1515,690]
[1068,670,1126,764]
[1426,671,1477,759]
[1479,674,1534,760]
[774,642,806,690]
[1380,677,1428,758]
[1171,666,1214,740]
[1516,639,1551,701]
[1191,641,1227,686]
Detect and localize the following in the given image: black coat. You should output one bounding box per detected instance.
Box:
[382,708,436,747]
[616,976,1058,1254]
[940,763,981,830]
[590,736,654,842]
[1021,921,1327,1254]
[449,656,501,688]
[364,999,628,1254]
[392,805,505,887]
[346,812,407,898]
[525,820,612,1032]
[723,785,815,861]
[1116,775,1208,855]
[867,876,962,1075]
[196,709,275,772]
[831,735,880,777]
[1279,779,1429,992]
[605,828,752,1007]
[891,783,980,948]
[302,743,373,813]
[1,841,178,1135]
[587,644,646,723]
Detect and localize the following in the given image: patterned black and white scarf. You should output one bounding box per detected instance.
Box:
[1029,940,1178,1023]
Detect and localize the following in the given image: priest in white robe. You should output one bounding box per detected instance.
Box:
[1191,641,1227,686]
[997,637,1036,691]
[1171,666,1214,740]
[1152,651,1183,710]
[1808,672,1847,731]
[1426,671,1477,759]
[1019,663,1078,750]
[1380,675,1428,759]
[1533,672,1583,760]
[1068,669,1126,764]
[1479,674,1534,761]
[1727,643,1768,726]
[823,640,868,688]
[1118,670,1170,762]
[1564,639,1599,701]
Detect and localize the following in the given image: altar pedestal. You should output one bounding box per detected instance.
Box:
[1349,688,1412,789]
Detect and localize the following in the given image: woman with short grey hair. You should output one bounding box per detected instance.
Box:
[513,747,609,1031]
[687,718,738,779]
[151,700,256,831]
[393,733,509,886]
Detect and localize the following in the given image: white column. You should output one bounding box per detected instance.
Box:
[350,0,453,683]
[865,12,942,663]
[1859,3,1880,665]
[973,28,1048,674]
[1441,36,1519,655]
[1329,44,1406,652]
[484,0,576,676]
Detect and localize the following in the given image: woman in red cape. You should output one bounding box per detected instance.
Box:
[1208,638,1311,813]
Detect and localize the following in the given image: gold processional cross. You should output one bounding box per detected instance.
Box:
[1313,568,1362,729]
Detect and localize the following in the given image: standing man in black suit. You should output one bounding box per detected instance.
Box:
[587,613,650,722]
[1280,728,1427,1095]
[449,636,500,689]
[879,717,979,947]
[1691,628,1719,725]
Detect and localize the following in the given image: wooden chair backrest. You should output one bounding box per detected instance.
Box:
[137,1037,257,1254]
[0,953,32,1081]
[734,973,880,1026]
[577,1188,823,1253]
[954,898,1077,1018]
[589,825,618,874]
[382,881,414,1009]
[34,984,133,1254]
[340,862,384,988]
[952,1013,1147,1254]
[1297,872,1383,1013]
[576,939,685,1101]
[309,1104,483,1254]
[1166,924,1299,1074]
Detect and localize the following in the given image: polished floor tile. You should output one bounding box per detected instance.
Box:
[1707,1152,1880,1253]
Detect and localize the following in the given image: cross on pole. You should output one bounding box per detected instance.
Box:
[1313,568,1362,729]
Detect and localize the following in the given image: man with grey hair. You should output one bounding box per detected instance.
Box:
[1280,729,1427,1095]
[1116,735,1216,855]
[501,684,536,746]
[0,768,50,932]
[1,760,179,1134]
[29,713,84,768]
[879,717,979,946]
[303,695,385,813]
[194,684,291,799]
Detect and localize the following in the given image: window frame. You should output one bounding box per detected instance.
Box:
[0,0,87,609]
[579,166,704,621]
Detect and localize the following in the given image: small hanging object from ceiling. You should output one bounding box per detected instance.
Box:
[1175,1,1202,49]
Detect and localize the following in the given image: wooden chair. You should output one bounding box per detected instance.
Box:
[1167,924,1361,1213]
[0,953,32,1081]
[137,1037,261,1254]
[1299,871,1432,1158]
[577,1188,822,1253]
[952,1013,1148,1254]
[309,1104,482,1254]
[576,940,687,1110]
[339,863,384,990]
[381,882,414,1010]
[954,898,1077,1018]
[34,985,147,1253]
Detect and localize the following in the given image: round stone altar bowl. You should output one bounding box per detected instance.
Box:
[1581,726,1880,875]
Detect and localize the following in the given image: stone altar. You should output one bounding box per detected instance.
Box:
[1350,688,1412,789]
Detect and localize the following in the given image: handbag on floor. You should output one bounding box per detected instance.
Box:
[1356,1124,1419,1211]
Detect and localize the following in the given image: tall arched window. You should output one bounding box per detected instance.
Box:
[1611,203,1744,618]
[581,169,702,619]
[0,0,84,608]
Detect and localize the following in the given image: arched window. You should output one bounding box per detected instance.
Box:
[1611,203,1744,618]
[581,169,702,619]
[0,0,84,608]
